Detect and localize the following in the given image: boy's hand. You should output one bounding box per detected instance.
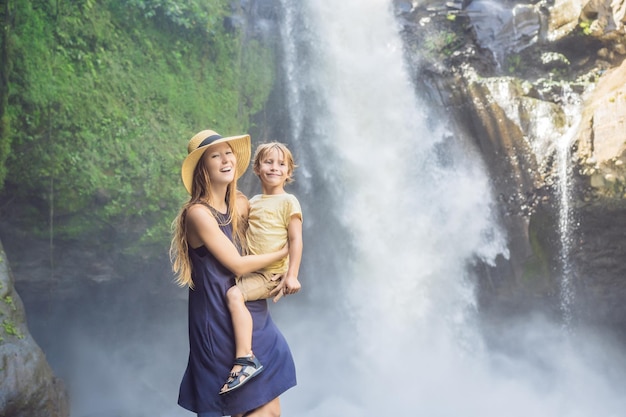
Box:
[283,277,301,295]
[270,276,301,303]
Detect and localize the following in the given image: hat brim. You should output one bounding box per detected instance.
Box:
[181,134,251,194]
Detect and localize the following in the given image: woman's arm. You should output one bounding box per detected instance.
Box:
[186,204,287,276]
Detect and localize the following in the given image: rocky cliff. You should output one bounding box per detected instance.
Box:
[398,0,626,336]
[0,239,68,417]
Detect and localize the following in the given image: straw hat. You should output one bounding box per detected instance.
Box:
[181,129,251,194]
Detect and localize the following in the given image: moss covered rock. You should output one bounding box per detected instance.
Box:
[0,239,68,417]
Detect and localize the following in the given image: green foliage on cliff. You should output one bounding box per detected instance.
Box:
[0,280,24,344]
[0,0,274,252]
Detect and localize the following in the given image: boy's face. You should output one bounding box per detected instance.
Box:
[255,148,290,189]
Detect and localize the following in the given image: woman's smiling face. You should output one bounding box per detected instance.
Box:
[203,142,237,185]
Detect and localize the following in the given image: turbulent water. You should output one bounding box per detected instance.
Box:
[28,1,626,416]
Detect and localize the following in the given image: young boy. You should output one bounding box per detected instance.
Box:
[220,142,303,395]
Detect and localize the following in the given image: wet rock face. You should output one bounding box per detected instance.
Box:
[0,240,69,417]
[577,59,626,199]
[399,0,626,335]
[465,0,543,57]
[574,203,626,327]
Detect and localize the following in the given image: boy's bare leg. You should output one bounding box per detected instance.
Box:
[221,285,264,394]
[226,285,253,358]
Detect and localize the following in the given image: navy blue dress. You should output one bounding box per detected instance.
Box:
[178,211,297,416]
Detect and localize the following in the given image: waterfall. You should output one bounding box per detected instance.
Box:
[277,0,505,350]
[272,1,626,416]
[556,87,582,330]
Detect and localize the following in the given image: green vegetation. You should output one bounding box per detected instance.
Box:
[578,20,593,36]
[522,209,555,291]
[3,295,15,310]
[0,280,23,343]
[506,54,523,74]
[1,319,23,341]
[423,29,461,59]
[0,0,274,253]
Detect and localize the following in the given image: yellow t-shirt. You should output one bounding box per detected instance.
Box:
[246,193,302,274]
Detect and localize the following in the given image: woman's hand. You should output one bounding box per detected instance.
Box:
[269,276,286,303]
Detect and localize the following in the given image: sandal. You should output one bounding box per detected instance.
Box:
[219,355,264,395]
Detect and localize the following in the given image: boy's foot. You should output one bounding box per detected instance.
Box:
[219,355,264,395]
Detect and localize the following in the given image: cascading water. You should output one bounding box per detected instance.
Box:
[556,88,583,330]
[278,0,505,385]
[272,1,626,416]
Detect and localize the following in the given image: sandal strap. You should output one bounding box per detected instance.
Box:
[233,355,262,369]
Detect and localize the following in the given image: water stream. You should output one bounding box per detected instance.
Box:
[556,87,583,330]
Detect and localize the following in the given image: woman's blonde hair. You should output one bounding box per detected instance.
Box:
[169,150,245,288]
[253,142,298,184]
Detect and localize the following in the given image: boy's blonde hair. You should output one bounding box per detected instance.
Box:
[253,142,297,184]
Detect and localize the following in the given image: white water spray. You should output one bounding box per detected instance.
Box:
[275,1,626,416]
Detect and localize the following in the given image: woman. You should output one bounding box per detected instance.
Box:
[170,129,297,417]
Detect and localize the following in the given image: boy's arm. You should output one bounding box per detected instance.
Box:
[272,214,303,302]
